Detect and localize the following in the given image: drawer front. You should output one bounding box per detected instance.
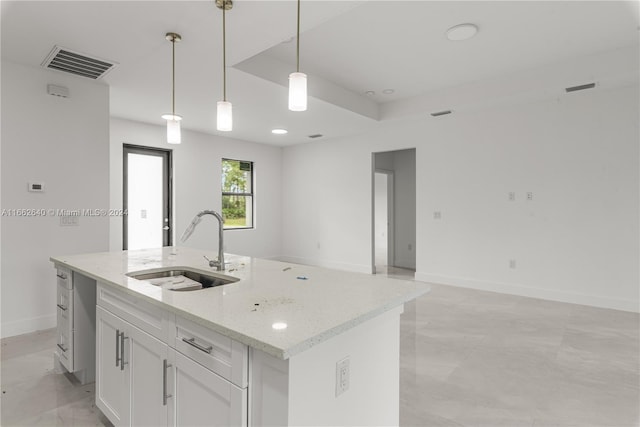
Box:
[56,267,72,290]
[56,283,74,370]
[175,315,248,388]
[56,325,73,370]
[97,282,174,343]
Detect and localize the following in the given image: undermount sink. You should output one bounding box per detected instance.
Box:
[127,268,238,291]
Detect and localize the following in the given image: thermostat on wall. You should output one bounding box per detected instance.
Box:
[47,84,69,98]
[28,182,45,192]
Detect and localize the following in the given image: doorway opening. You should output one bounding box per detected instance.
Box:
[372,149,416,278]
[123,144,172,250]
[374,170,394,271]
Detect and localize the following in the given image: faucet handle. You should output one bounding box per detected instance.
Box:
[203,255,216,268]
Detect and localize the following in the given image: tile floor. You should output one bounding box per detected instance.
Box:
[1,278,638,426]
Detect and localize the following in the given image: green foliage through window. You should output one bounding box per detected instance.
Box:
[222,159,253,229]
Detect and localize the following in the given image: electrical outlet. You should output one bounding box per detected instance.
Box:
[508,192,516,201]
[60,216,79,226]
[336,357,350,397]
[509,259,516,269]
[433,211,442,219]
[526,192,533,201]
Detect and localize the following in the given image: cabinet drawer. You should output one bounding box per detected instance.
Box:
[56,267,72,289]
[175,315,248,388]
[56,324,73,370]
[97,282,174,343]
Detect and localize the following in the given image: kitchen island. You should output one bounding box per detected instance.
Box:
[51,246,428,426]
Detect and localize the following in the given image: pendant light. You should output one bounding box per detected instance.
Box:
[216,0,233,132]
[161,32,182,144]
[288,0,307,111]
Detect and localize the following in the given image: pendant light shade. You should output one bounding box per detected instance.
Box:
[288,72,307,111]
[288,0,307,112]
[217,101,232,132]
[216,0,233,132]
[162,114,182,144]
[163,32,182,144]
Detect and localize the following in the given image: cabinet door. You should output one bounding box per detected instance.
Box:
[96,306,130,427]
[128,324,169,427]
[171,350,247,427]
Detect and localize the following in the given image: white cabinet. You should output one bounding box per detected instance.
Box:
[96,305,170,427]
[54,266,96,385]
[96,283,247,427]
[129,322,170,427]
[171,349,247,427]
[96,306,129,426]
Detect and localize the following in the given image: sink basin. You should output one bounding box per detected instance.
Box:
[127,268,238,291]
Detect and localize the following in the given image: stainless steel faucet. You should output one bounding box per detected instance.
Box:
[180,210,225,271]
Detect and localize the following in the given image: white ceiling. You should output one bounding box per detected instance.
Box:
[2,1,638,146]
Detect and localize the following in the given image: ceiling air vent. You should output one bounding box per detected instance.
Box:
[41,46,117,80]
[431,110,452,117]
[308,134,324,139]
[565,83,596,93]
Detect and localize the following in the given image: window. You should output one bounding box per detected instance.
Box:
[222,159,253,229]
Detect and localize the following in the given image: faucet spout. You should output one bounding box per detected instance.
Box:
[180,210,225,271]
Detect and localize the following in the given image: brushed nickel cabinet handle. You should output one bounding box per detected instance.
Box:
[116,329,121,367]
[163,359,172,406]
[57,303,67,311]
[182,337,213,354]
[57,343,67,353]
[120,333,128,371]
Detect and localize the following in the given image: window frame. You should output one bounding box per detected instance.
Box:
[221,158,254,230]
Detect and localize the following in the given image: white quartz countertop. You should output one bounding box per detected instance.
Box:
[51,247,429,359]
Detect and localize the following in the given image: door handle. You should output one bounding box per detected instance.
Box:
[163,359,172,406]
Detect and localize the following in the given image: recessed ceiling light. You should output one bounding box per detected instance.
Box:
[446,23,478,41]
[272,322,288,330]
[272,128,288,135]
[382,89,395,95]
[365,90,376,96]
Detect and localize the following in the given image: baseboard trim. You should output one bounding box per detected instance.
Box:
[1,314,56,339]
[275,255,372,274]
[415,272,639,313]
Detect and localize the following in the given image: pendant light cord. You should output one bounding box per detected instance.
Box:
[222,2,227,102]
[296,0,300,72]
[171,36,176,116]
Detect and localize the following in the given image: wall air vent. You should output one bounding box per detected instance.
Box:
[565,83,596,93]
[431,110,452,117]
[308,134,324,139]
[41,46,117,80]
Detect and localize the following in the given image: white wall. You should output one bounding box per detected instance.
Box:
[109,118,282,259]
[1,62,110,338]
[281,84,639,312]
